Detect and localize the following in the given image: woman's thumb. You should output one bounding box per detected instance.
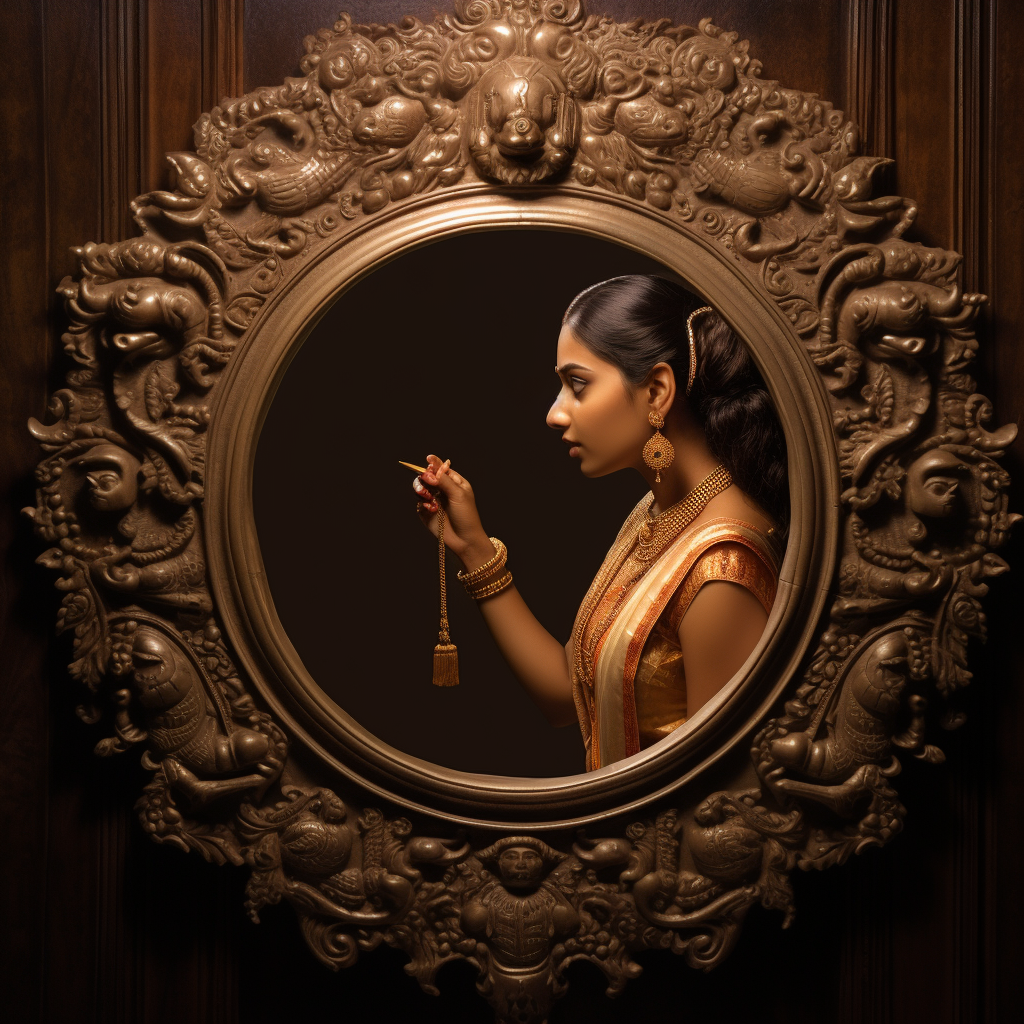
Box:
[423,458,457,496]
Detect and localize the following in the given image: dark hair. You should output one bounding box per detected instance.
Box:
[562,274,789,531]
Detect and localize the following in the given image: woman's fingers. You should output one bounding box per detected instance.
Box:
[421,458,459,494]
[416,455,465,516]
[412,476,439,513]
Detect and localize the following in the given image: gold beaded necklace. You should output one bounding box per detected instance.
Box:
[572,464,733,701]
[634,464,733,564]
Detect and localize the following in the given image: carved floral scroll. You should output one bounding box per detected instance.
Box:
[28,3,1016,1021]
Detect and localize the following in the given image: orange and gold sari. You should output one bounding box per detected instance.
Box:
[569,493,781,771]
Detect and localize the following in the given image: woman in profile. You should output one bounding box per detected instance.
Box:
[413,275,787,771]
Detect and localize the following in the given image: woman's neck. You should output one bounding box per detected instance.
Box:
[642,422,721,516]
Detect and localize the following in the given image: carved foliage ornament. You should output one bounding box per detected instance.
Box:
[28,3,1016,1020]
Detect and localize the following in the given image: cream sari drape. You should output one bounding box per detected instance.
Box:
[571,505,779,771]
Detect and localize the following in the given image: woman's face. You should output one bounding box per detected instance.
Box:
[546,326,650,477]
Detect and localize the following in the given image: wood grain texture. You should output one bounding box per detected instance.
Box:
[203,0,245,109]
[100,0,143,241]
[243,0,848,102]
[846,0,895,159]
[143,0,203,192]
[1,0,86,1019]
[977,2,1024,1021]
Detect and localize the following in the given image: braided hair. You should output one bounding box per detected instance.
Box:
[562,274,789,531]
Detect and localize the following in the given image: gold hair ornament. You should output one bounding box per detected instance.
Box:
[686,305,713,396]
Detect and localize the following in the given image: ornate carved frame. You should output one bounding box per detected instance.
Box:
[29,3,1017,1020]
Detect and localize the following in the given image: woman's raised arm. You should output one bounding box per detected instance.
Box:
[413,455,577,728]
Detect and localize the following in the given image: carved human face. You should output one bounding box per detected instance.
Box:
[130,630,177,703]
[352,97,427,148]
[85,468,135,511]
[498,846,544,888]
[907,451,966,519]
[74,444,140,512]
[546,326,650,477]
[613,94,688,146]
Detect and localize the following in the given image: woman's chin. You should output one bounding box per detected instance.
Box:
[578,458,611,479]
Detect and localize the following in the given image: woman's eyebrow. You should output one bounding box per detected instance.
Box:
[555,362,592,374]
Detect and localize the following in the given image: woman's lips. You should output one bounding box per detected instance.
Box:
[569,445,581,457]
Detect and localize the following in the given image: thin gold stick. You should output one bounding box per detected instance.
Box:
[398,460,428,473]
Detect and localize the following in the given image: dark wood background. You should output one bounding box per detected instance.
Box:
[2,2,1021,1021]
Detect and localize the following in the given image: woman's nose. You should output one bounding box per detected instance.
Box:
[545,394,570,430]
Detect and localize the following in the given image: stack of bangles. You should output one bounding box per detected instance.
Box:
[457,538,513,600]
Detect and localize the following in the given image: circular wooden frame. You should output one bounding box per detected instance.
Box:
[28,3,1016,1020]
[209,192,837,824]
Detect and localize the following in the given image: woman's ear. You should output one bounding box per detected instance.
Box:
[646,361,677,416]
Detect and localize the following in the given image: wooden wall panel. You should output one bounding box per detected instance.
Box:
[1,2,1021,1022]
[843,5,1022,1023]
[978,3,1024,1022]
[137,0,246,194]
[99,0,245,238]
[243,1,848,103]
[846,0,896,160]
[0,0,52,1016]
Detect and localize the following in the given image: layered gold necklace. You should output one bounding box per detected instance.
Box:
[633,464,733,564]
[571,464,733,701]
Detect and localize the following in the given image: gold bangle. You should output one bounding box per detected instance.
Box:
[465,570,513,600]
[461,560,509,598]
[466,574,510,598]
[457,538,506,585]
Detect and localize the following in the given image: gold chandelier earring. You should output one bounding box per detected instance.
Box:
[642,410,674,483]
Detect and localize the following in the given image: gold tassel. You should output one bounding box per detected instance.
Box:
[432,508,459,686]
[433,637,459,686]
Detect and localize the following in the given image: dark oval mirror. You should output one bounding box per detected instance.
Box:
[253,228,786,776]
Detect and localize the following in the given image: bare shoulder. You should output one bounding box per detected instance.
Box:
[677,579,769,654]
[681,578,767,622]
[700,485,775,534]
[677,580,768,713]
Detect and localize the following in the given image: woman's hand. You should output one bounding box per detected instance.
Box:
[413,454,494,567]
[413,455,576,726]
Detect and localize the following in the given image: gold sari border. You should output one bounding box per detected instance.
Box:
[592,518,780,767]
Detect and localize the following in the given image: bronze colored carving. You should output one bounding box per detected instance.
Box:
[28,3,1016,1020]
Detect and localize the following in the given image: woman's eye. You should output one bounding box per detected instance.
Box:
[570,377,587,394]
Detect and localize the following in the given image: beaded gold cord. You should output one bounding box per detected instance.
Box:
[432,509,459,686]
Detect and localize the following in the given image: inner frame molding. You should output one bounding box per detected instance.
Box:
[27,3,1016,1020]
[209,194,836,824]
